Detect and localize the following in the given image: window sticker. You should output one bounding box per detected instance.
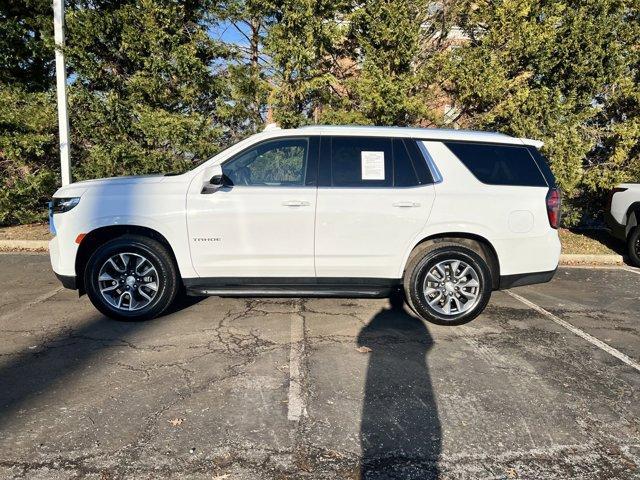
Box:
[361,151,385,180]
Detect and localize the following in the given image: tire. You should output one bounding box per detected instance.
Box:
[403,242,492,326]
[628,227,640,267]
[84,234,179,321]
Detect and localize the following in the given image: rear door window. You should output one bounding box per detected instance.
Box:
[324,136,433,188]
[330,136,393,187]
[444,142,547,187]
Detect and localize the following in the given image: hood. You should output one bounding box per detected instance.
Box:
[53,174,167,198]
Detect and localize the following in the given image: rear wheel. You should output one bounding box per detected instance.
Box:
[84,235,179,321]
[628,227,640,267]
[403,243,492,325]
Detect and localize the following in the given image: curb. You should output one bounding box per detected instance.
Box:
[0,240,50,252]
[559,253,625,265]
[0,240,628,266]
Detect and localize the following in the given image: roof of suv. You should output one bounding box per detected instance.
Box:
[287,125,543,148]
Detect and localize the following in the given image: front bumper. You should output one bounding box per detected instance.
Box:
[48,221,80,277]
[50,235,82,292]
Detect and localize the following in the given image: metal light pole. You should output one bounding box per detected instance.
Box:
[53,0,71,185]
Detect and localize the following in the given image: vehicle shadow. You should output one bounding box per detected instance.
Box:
[358,293,442,479]
[164,290,206,315]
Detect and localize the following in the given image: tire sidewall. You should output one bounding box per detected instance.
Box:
[408,246,491,326]
[84,237,176,321]
[629,227,640,267]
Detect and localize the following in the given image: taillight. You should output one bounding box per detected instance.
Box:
[606,187,627,211]
[546,188,561,229]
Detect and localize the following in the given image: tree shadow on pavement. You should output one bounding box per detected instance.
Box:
[0,295,205,431]
[570,228,626,256]
[358,293,442,479]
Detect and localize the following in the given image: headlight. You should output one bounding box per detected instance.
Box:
[51,197,81,214]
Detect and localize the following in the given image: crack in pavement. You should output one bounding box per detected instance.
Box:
[4,440,636,479]
[0,286,63,323]
[2,263,640,479]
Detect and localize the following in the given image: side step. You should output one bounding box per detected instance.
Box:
[183,278,401,299]
[186,286,393,298]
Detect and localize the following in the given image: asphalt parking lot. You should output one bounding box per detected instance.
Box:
[0,253,639,479]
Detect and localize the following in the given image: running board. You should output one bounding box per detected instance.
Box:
[183,277,401,298]
[186,286,392,298]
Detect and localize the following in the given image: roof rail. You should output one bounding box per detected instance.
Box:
[263,123,280,131]
[520,138,544,149]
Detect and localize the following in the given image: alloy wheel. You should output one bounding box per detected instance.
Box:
[98,252,159,311]
[423,259,481,316]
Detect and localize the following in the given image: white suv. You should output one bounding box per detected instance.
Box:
[49,126,561,325]
[606,183,640,266]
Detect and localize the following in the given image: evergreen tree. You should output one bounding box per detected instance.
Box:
[65,0,231,178]
[0,0,54,90]
[1,0,637,227]
[321,0,439,126]
[213,0,273,139]
[264,0,347,127]
[262,0,450,127]
[0,0,58,225]
[440,0,639,224]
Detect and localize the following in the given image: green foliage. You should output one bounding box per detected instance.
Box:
[0,86,59,224]
[0,166,57,225]
[0,0,54,91]
[263,0,442,127]
[2,0,234,225]
[64,0,231,180]
[1,0,638,227]
[0,0,58,224]
[264,0,347,127]
[333,0,437,126]
[213,0,273,139]
[439,0,640,224]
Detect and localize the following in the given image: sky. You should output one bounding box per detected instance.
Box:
[208,21,251,47]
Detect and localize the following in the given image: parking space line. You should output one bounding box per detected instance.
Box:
[0,286,63,323]
[287,309,307,421]
[622,266,640,276]
[506,290,640,373]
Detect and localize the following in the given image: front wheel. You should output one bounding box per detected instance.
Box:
[628,227,640,267]
[84,235,179,321]
[403,243,492,326]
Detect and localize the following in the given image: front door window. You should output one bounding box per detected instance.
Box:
[223,138,309,187]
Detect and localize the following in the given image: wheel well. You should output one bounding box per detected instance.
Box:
[75,225,179,294]
[406,233,501,290]
[626,202,640,235]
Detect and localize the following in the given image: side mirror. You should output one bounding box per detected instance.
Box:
[201,165,231,194]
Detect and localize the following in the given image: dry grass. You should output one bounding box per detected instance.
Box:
[0,223,52,241]
[0,224,625,257]
[559,228,623,255]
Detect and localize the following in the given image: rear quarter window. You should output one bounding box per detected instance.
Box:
[526,146,557,188]
[444,142,548,187]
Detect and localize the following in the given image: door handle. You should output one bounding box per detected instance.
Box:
[393,201,421,207]
[282,200,310,207]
